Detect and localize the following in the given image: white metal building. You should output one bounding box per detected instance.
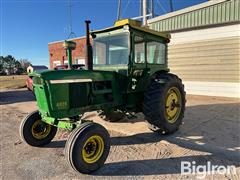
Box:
[148,0,240,98]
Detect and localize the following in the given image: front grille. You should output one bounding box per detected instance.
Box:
[69,83,88,108]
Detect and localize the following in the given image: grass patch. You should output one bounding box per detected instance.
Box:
[0,75,27,89]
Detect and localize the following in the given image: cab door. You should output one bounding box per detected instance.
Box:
[129,33,150,92]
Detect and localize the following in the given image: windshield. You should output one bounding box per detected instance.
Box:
[93,32,129,65]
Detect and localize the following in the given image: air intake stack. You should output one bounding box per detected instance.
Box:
[85,20,93,70]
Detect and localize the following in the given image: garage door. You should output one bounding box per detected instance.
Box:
[168,24,240,98]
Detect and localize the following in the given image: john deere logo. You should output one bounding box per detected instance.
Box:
[56,101,67,109]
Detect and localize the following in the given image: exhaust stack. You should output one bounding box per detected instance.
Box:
[85,20,93,70]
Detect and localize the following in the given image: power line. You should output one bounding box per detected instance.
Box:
[156,0,167,14]
[67,0,76,39]
[121,0,131,19]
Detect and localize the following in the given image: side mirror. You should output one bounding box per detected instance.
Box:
[91,33,96,39]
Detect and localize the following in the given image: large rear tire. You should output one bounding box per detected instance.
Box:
[65,122,110,174]
[143,73,186,134]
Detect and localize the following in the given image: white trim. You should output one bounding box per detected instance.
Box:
[50,79,92,84]
[148,0,226,23]
[48,35,86,45]
[169,24,240,45]
[184,81,240,98]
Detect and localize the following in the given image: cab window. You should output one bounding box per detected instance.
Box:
[93,32,129,65]
[134,36,145,64]
[147,41,166,64]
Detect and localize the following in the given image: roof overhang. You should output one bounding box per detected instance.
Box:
[91,18,170,39]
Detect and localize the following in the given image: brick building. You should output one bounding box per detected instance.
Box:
[48,36,88,69]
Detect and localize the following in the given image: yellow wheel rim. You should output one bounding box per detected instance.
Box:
[31,120,51,139]
[82,135,104,164]
[165,87,182,124]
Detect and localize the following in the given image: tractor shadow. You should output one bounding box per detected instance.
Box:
[95,102,240,176]
[0,89,35,105]
[110,103,240,160]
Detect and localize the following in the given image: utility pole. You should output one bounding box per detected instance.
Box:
[143,0,147,25]
[117,0,122,20]
[119,0,154,26]
[139,0,142,18]
[151,0,154,18]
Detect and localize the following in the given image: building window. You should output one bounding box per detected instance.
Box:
[53,60,61,67]
[76,58,85,65]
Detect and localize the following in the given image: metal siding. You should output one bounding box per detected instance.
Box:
[209,6,213,24]
[225,2,229,21]
[213,6,218,24]
[163,20,167,31]
[176,16,179,29]
[235,0,239,21]
[149,0,240,32]
[230,1,235,21]
[202,8,206,25]
[158,21,161,31]
[167,18,171,30]
[222,2,226,21]
[185,14,188,28]
[148,1,240,97]
[168,36,240,83]
[171,19,174,30]
[217,3,222,23]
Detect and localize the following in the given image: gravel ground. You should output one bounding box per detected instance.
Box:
[0,89,240,180]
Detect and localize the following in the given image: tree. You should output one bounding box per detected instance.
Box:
[0,56,3,72]
[0,55,32,75]
[0,55,29,75]
[19,59,32,72]
[2,55,17,74]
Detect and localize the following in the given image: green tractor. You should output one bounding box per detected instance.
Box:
[20,19,186,174]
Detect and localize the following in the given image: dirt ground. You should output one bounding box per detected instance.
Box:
[0,88,240,179]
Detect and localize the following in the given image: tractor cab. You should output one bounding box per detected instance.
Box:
[92,19,171,76]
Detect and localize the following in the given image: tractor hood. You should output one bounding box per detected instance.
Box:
[34,69,116,82]
[32,69,121,119]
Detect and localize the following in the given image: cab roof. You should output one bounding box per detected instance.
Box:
[91,19,171,39]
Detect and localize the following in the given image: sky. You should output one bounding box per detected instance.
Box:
[1,0,207,67]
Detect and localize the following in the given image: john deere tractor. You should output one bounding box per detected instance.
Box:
[20,19,185,174]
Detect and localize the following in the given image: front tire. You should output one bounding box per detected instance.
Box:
[65,122,110,174]
[20,110,57,146]
[143,73,186,134]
